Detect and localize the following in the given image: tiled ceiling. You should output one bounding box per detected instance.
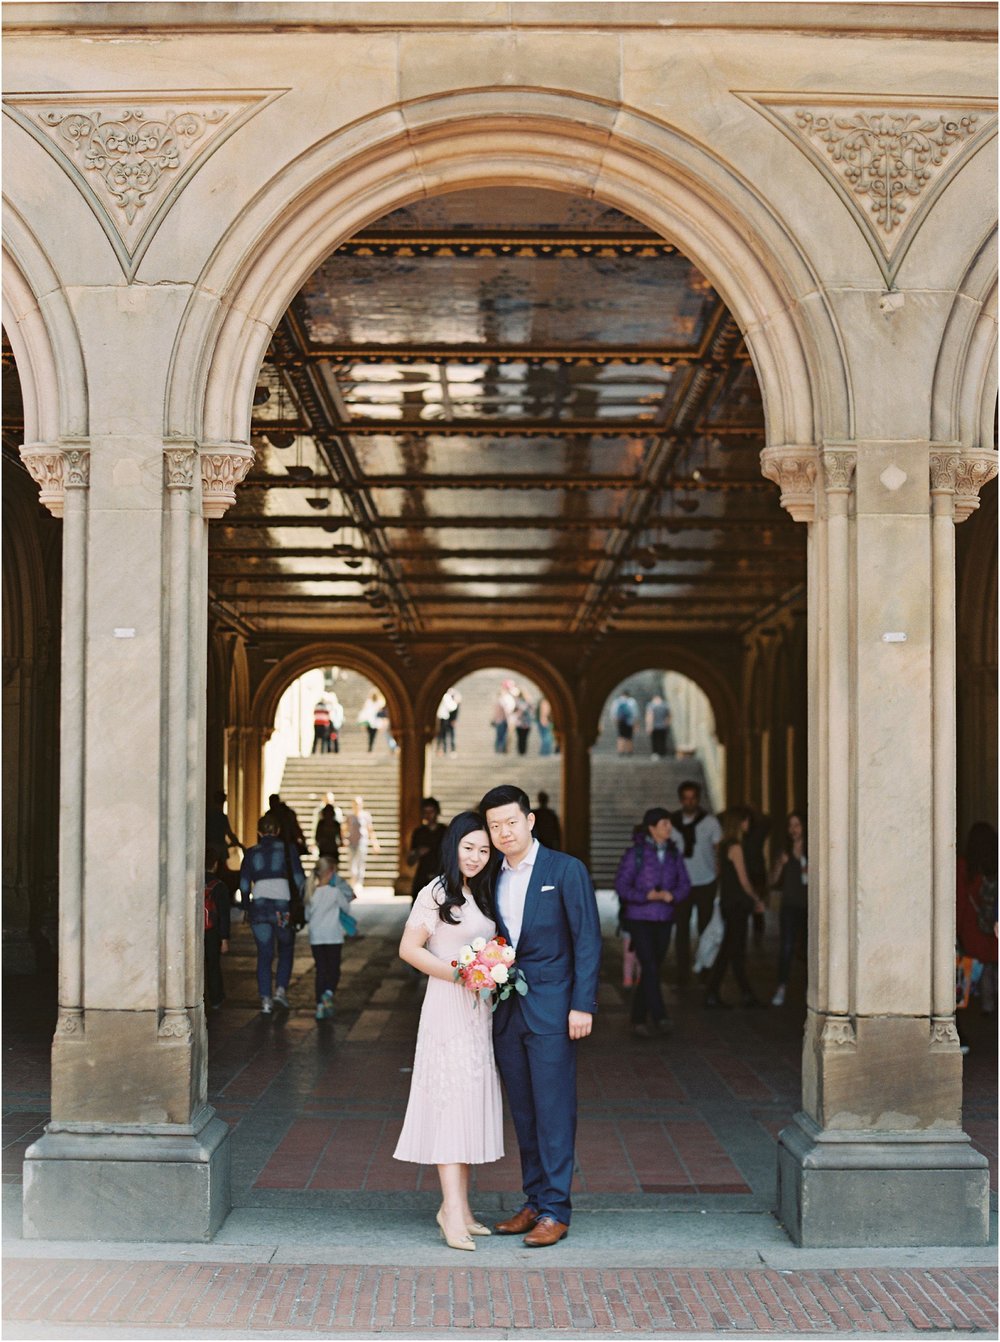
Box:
[3,188,806,647]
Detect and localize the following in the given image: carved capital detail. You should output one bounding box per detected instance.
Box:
[930,1017,961,1049]
[163,446,198,490]
[157,1010,193,1042]
[55,1010,85,1037]
[63,448,91,490]
[820,1016,857,1049]
[760,445,819,522]
[20,443,90,518]
[822,449,857,494]
[200,445,254,519]
[952,451,999,524]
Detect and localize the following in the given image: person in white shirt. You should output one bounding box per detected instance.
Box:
[305,853,356,1020]
[670,780,723,986]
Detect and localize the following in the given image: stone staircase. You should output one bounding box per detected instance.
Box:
[278,755,402,885]
[278,665,709,887]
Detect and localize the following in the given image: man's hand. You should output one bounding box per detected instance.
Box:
[568,1010,592,1040]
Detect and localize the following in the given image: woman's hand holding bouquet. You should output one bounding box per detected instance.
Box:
[452,936,528,1010]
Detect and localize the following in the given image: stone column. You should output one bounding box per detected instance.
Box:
[560,729,591,864]
[763,442,993,1247]
[21,438,251,1243]
[396,725,427,878]
[238,724,272,844]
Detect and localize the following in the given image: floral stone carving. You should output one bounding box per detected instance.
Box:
[3,91,283,277]
[741,96,996,282]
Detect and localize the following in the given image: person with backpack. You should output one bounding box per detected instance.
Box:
[203,850,231,1012]
[610,692,639,755]
[239,814,306,1015]
[614,807,690,1036]
[956,822,998,1020]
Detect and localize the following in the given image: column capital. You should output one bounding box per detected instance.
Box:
[760,444,819,522]
[929,448,998,523]
[821,447,858,495]
[163,445,199,491]
[19,441,91,518]
[199,442,254,519]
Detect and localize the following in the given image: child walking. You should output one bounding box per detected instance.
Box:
[306,853,356,1020]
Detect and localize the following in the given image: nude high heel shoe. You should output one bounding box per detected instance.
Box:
[466,1220,491,1236]
[436,1209,475,1251]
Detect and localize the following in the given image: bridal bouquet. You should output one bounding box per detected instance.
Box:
[452,936,528,1011]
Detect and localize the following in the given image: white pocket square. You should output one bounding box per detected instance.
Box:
[541,884,556,891]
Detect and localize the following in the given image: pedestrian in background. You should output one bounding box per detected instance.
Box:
[615,807,690,1037]
[240,813,305,1015]
[306,853,356,1020]
[203,850,231,1012]
[769,811,808,1006]
[705,807,765,1009]
[671,780,721,986]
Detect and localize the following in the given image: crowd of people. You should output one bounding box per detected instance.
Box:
[204,782,997,1062]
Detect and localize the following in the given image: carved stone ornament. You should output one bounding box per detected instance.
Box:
[163,446,198,490]
[739,95,997,283]
[55,1010,84,1037]
[200,445,255,519]
[158,1010,193,1042]
[3,90,285,279]
[760,445,819,522]
[820,1015,857,1049]
[929,1018,961,1049]
[929,449,998,522]
[822,449,857,494]
[20,444,90,518]
[952,451,999,523]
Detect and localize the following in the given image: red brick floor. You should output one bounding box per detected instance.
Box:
[2,1259,997,1333]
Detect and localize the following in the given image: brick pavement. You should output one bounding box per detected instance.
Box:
[2,1259,997,1334]
[4,895,997,1337]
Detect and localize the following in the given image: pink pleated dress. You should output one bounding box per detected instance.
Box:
[393,881,505,1165]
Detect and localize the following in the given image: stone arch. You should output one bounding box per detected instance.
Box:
[415,645,575,749]
[932,230,998,450]
[227,639,251,727]
[1,204,88,444]
[582,644,737,754]
[166,89,850,456]
[250,643,412,738]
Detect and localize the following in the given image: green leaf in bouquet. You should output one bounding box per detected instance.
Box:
[479,987,493,1002]
[514,977,528,995]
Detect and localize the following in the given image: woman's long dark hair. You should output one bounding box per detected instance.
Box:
[965,822,998,879]
[435,811,498,924]
[784,810,808,857]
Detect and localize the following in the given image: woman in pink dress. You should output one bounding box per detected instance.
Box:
[394,811,504,1251]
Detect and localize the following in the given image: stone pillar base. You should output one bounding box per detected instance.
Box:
[22,1107,230,1242]
[777,1112,990,1247]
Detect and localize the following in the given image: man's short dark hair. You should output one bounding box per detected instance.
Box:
[479,784,531,817]
[537,791,549,807]
[420,796,441,813]
[678,780,701,798]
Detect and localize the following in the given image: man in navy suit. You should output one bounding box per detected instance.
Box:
[479,784,602,1247]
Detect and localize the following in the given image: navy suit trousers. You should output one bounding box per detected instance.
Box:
[493,997,577,1225]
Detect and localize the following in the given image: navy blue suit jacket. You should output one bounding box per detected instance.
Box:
[493,843,602,1036]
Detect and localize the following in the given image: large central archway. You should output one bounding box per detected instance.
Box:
[168,90,848,451]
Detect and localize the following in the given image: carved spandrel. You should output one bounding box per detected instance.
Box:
[3,90,284,279]
[742,95,997,283]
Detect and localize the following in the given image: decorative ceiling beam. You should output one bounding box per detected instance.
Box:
[335,231,678,258]
[242,473,774,492]
[209,543,802,561]
[217,513,790,531]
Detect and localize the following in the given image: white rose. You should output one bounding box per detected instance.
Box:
[500,946,516,963]
[458,946,476,966]
[471,937,487,953]
[489,963,509,984]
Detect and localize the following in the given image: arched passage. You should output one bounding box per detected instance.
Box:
[168,91,848,451]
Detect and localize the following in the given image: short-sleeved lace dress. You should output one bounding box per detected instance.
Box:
[393,881,505,1165]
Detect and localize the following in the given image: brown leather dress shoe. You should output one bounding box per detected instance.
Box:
[495,1206,539,1235]
[523,1216,569,1247]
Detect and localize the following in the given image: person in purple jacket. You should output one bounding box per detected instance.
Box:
[614,807,691,1037]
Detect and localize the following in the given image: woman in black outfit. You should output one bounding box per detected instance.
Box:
[705,807,766,1009]
[769,812,807,1006]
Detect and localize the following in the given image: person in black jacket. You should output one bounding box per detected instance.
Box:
[203,850,231,1011]
[704,808,766,1009]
